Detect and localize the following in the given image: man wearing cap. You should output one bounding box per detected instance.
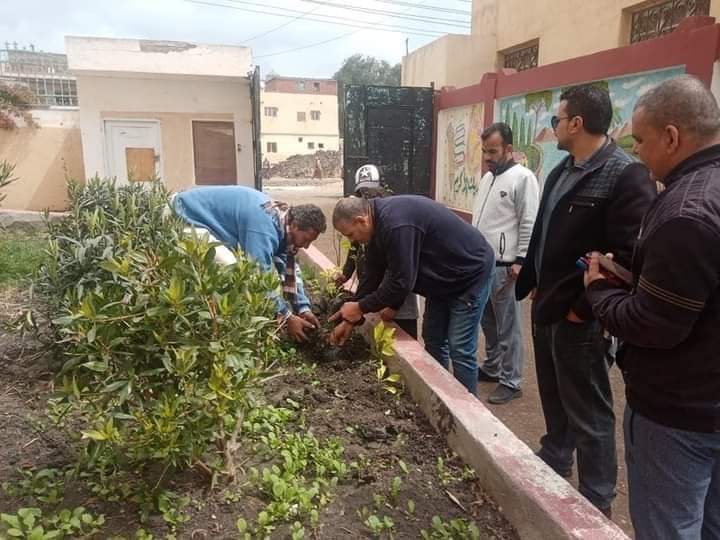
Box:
[334,165,419,338]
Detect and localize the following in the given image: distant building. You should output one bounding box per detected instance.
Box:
[0,43,78,107]
[260,75,339,164]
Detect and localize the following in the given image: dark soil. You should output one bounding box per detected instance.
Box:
[0,286,518,539]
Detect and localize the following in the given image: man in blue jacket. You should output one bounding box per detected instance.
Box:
[172,186,327,342]
[329,195,494,396]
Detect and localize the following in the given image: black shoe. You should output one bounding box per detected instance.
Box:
[478,370,500,383]
[535,451,573,478]
[487,384,522,404]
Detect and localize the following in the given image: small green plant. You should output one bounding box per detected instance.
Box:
[420,516,480,539]
[0,160,18,209]
[0,506,105,539]
[2,468,67,505]
[359,507,396,539]
[373,322,402,395]
[156,490,190,531]
[389,476,402,505]
[436,457,476,486]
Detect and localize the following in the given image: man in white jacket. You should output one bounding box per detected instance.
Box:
[472,123,540,404]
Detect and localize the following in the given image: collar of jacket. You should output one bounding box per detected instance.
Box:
[492,159,518,178]
[662,143,720,188]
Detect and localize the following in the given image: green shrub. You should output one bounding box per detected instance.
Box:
[39,178,285,480]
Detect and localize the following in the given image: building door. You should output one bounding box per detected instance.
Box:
[342,85,434,196]
[192,121,238,185]
[104,120,161,185]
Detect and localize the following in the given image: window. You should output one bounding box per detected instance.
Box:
[264,107,278,117]
[192,121,238,185]
[318,143,325,149]
[502,41,539,72]
[297,81,305,91]
[267,142,277,153]
[298,137,304,142]
[310,110,321,121]
[629,0,709,43]
[297,112,306,122]
[307,142,315,149]
[313,82,321,92]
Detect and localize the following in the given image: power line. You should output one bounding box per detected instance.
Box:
[298,0,470,28]
[240,4,322,43]
[223,0,467,30]
[369,0,470,16]
[186,0,445,37]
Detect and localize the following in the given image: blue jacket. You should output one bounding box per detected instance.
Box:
[173,186,311,316]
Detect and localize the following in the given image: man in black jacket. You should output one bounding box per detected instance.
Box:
[584,75,720,539]
[515,85,656,516]
[329,195,495,396]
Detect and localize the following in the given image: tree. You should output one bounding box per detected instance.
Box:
[525,90,553,144]
[333,54,402,86]
[0,82,36,129]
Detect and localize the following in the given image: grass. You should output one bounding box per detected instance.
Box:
[0,232,47,286]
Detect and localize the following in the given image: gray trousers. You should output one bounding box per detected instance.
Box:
[479,266,524,390]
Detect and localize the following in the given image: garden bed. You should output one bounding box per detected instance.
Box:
[0,285,518,539]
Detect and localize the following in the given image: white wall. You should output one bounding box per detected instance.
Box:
[76,74,254,188]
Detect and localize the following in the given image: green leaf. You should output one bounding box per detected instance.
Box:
[87,325,97,343]
[81,430,108,441]
[81,361,108,373]
[1,514,21,529]
[6,528,24,538]
[102,380,129,393]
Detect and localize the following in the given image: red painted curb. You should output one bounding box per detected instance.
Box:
[299,245,629,539]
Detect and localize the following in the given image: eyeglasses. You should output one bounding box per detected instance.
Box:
[551,115,571,130]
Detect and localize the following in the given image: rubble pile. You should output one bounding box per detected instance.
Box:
[267,150,341,178]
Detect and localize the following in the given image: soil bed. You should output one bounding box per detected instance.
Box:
[0,286,518,539]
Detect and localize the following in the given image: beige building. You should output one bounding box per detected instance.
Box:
[260,76,339,164]
[68,36,256,191]
[403,0,720,88]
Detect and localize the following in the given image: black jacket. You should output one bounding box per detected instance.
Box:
[587,144,720,433]
[357,195,494,313]
[516,141,656,324]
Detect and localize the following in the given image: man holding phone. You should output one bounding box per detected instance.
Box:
[515,84,655,516]
[584,76,720,540]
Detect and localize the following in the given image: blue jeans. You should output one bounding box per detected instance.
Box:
[422,273,493,396]
[625,406,720,540]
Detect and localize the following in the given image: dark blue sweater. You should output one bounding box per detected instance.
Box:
[357,196,494,313]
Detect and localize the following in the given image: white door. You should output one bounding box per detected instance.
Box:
[104,120,162,185]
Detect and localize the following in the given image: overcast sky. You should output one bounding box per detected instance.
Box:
[2,0,472,78]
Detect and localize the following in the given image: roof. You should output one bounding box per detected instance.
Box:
[66,36,253,79]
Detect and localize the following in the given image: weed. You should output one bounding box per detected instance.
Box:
[420,516,481,539]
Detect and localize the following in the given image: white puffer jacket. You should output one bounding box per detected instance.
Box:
[472,163,540,265]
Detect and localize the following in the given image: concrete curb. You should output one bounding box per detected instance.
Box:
[0,209,68,231]
[299,245,629,540]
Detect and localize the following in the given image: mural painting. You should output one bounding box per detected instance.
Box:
[496,66,685,185]
[435,103,484,213]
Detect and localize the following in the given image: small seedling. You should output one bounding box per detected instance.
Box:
[420,516,480,539]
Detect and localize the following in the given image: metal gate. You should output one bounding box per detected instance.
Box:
[342,85,434,196]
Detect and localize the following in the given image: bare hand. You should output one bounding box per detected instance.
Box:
[566,309,584,323]
[286,314,315,342]
[334,273,348,287]
[300,310,320,329]
[510,264,522,281]
[380,307,397,322]
[329,320,355,346]
[583,252,621,288]
[329,301,363,324]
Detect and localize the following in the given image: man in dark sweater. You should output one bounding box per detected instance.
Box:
[329,195,495,395]
[584,75,720,539]
[515,85,656,516]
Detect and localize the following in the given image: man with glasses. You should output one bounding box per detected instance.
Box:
[515,84,655,517]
